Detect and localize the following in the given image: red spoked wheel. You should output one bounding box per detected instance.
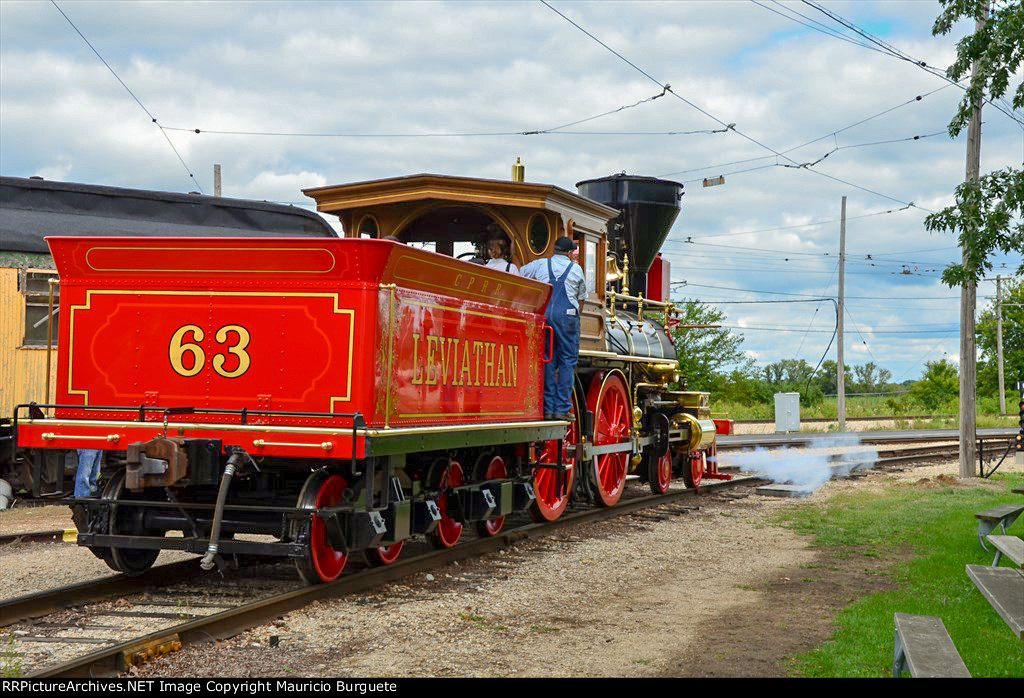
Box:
[474,454,507,537]
[587,371,630,507]
[682,452,705,489]
[426,459,465,549]
[647,449,672,495]
[531,393,578,522]
[294,471,348,584]
[365,540,405,567]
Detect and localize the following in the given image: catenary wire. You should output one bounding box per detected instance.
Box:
[50,1,204,193]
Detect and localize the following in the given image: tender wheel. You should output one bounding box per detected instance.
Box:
[294,470,348,584]
[682,452,705,489]
[474,454,507,537]
[426,459,465,549]
[586,371,630,507]
[531,392,578,522]
[366,540,405,567]
[647,449,672,495]
[102,471,161,575]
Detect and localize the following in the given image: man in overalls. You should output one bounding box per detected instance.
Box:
[520,237,587,420]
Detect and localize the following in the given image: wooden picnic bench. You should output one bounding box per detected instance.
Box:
[987,535,1024,568]
[966,564,1024,640]
[974,504,1024,550]
[892,613,971,678]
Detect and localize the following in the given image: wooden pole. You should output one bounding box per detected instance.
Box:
[214,164,222,197]
[837,195,846,432]
[959,1,988,477]
[996,274,1005,415]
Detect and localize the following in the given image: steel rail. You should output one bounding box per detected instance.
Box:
[0,530,67,547]
[27,476,764,678]
[0,560,201,628]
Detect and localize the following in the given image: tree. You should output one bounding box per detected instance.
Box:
[925,1,1024,286]
[909,359,960,411]
[852,362,893,393]
[977,276,1024,396]
[761,358,824,406]
[670,299,747,391]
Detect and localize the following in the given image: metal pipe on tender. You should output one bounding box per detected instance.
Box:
[200,448,246,570]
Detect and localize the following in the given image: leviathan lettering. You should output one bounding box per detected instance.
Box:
[411,333,518,387]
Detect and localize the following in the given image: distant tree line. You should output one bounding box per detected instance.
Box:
[669,279,1021,415]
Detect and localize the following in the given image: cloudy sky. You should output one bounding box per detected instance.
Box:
[1,0,1021,387]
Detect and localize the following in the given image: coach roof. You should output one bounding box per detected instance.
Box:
[0,176,337,254]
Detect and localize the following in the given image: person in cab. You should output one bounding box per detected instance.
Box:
[485,235,519,275]
[520,236,585,420]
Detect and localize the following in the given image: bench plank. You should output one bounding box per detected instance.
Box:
[893,613,971,678]
[975,504,1024,521]
[966,564,1024,639]
[987,535,1024,567]
[975,505,1024,550]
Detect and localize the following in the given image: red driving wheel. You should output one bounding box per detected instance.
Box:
[682,452,705,489]
[426,459,465,549]
[475,454,507,537]
[294,471,348,584]
[587,371,630,507]
[648,449,672,495]
[531,393,578,522]
[366,540,405,567]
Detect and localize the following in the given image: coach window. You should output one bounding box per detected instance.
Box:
[21,270,59,347]
[528,214,550,255]
[357,215,379,238]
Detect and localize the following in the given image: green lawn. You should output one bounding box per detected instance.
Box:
[774,473,1024,678]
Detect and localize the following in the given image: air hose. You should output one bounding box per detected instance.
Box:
[200,448,246,571]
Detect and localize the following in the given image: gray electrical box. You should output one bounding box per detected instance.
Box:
[774,392,801,433]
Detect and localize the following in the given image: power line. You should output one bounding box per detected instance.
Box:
[50,1,204,193]
[539,0,929,210]
[659,85,952,178]
[800,0,1023,127]
[680,204,915,240]
[751,0,894,56]
[671,281,960,300]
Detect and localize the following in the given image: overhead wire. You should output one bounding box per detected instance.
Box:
[50,0,204,193]
[163,86,732,139]
[539,0,930,211]
[799,0,1024,127]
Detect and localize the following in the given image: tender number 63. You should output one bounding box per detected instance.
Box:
[169,324,251,378]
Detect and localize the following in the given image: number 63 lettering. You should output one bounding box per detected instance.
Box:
[169,324,251,378]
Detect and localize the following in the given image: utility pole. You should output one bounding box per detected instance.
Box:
[214,164,222,197]
[959,0,988,478]
[996,275,1005,415]
[837,195,846,432]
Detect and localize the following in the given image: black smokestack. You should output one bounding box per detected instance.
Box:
[575,174,683,296]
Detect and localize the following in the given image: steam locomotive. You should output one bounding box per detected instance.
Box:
[12,170,730,583]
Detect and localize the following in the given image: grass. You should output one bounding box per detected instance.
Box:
[1,634,21,678]
[774,472,1024,678]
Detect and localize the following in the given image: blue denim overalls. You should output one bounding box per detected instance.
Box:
[544,258,581,416]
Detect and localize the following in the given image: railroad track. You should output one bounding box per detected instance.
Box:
[7,434,1011,677]
[1,476,763,678]
[0,530,70,547]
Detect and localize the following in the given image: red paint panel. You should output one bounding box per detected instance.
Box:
[376,288,545,426]
[58,289,356,423]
